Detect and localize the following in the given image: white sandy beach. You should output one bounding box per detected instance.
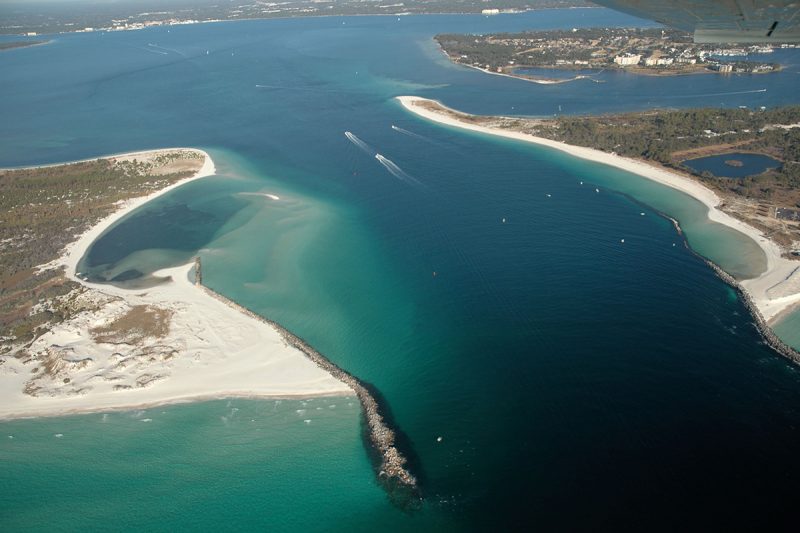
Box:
[397,96,800,324]
[1,149,351,420]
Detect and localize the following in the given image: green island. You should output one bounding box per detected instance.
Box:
[0,150,205,359]
[413,99,800,250]
[435,28,785,80]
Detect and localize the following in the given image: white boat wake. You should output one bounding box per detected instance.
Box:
[391,124,429,141]
[344,131,375,155]
[375,154,424,188]
[142,47,168,56]
[669,88,767,99]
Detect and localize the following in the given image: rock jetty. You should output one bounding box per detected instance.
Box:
[701,257,800,364]
[667,222,800,364]
[192,258,420,504]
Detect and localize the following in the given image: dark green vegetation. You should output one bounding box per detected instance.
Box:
[0,151,203,353]
[532,106,800,196]
[0,41,45,51]
[436,27,780,75]
[0,0,587,35]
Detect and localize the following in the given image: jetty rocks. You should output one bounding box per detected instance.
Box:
[193,258,420,506]
[702,258,800,365]
[667,222,800,364]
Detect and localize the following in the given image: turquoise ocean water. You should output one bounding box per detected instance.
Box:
[3,9,800,531]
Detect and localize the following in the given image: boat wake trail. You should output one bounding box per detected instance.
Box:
[257,84,339,93]
[375,154,424,188]
[345,131,376,155]
[668,88,767,99]
[142,45,168,56]
[146,43,185,56]
[391,124,430,141]
[391,124,457,151]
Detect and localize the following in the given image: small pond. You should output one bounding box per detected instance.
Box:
[682,152,782,178]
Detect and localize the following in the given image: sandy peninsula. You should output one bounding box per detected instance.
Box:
[397,96,800,327]
[0,149,351,420]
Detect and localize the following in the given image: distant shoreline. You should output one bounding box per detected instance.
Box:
[397,95,800,355]
[2,7,603,37]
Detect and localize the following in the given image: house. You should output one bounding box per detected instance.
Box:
[614,53,641,66]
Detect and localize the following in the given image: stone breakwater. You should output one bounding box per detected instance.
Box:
[701,258,800,365]
[192,260,419,502]
[666,222,800,364]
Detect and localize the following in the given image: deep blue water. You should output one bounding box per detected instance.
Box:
[682,152,783,178]
[3,10,800,532]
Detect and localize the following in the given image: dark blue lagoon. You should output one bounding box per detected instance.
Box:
[3,9,800,532]
[682,152,783,178]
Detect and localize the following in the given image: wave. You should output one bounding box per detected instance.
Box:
[345,131,375,155]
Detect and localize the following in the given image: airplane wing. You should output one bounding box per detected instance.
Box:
[593,0,800,43]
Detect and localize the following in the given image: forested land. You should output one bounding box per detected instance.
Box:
[529,106,800,202]
[0,151,201,352]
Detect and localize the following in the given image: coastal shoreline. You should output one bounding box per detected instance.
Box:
[2,147,418,502]
[460,61,586,85]
[0,386,349,422]
[1,148,355,421]
[57,148,216,277]
[397,95,800,354]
